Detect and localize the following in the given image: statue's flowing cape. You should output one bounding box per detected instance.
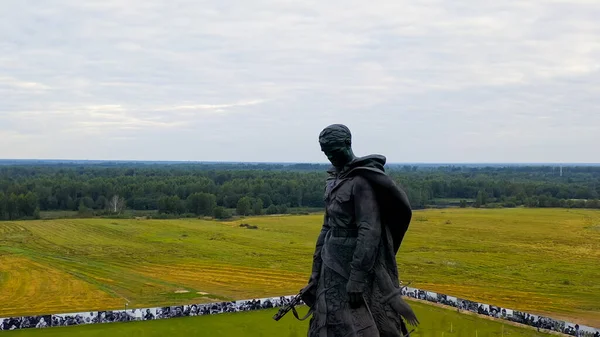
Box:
[335,154,419,326]
[336,154,412,254]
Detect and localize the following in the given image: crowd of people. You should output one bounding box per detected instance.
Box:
[0,316,51,330]
[1,289,598,335]
[402,287,599,336]
[0,295,295,331]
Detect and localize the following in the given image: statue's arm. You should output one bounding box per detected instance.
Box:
[309,210,329,283]
[349,175,382,285]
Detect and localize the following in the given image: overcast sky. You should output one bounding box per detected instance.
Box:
[1,0,599,163]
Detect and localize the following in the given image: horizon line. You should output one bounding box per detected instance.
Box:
[1,159,600,166]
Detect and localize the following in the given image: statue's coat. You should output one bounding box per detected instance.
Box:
[306,155,418,337]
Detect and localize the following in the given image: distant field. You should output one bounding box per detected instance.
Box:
[2,301,554,337]
[0,208,599,328]
[38,207,322,220]
[430,198,476,204]
[38,211,79,219]
[38,210,160,220]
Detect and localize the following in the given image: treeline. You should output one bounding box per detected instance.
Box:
[1,163,600,220]
[0,192,40,220]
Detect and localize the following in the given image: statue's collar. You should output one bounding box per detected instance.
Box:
[326,154,387,178]
[326,163,351,178]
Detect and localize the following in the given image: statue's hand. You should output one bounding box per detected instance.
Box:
[300,278,318,308]
[346,279,365,309]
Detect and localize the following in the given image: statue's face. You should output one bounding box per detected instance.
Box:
[321,143,352,168]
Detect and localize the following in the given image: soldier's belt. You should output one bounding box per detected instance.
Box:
[331,228,358,237]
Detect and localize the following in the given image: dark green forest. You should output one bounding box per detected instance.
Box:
[1,162,599,220]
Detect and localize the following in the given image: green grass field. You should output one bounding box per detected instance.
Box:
[1,208,599,328]
[2,300,554,337]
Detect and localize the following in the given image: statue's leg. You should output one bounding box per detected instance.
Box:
[307,264,327,337]
[366,266,405,337]
[308,265,379,337]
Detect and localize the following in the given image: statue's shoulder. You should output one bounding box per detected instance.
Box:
[348,173,371,189]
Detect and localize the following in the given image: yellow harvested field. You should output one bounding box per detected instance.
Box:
[134,262,308,300]
[0,256,122,317]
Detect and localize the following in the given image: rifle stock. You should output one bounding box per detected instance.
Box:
[273,290,313,321]
[272,293,302,321]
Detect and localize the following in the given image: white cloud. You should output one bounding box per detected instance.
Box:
[160,100,266,111]
[0,0,599,162]
[0,76,51,91]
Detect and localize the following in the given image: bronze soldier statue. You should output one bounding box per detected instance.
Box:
[301,124,419,337]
